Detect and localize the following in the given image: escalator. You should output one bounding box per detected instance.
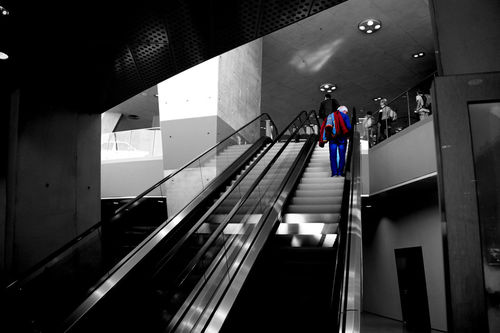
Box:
[220,144,342,333]
[3,110,362,333]
[1,114,278,333]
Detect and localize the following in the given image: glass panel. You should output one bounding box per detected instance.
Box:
[101,127,161,160]
[468,101,500,332]
[366,74,434,147]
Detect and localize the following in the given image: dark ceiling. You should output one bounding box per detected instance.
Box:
[1,0,347,111]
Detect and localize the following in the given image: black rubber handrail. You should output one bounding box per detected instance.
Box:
[5,113,278,290]
[330,107,357,331]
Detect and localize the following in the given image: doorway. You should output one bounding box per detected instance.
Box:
[394,246,431,331]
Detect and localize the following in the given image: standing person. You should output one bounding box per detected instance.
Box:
[323,106,351,177]
[414,90,431,120]
[318,93,337,122]
[377,98,397,141]
[362,111,376,147]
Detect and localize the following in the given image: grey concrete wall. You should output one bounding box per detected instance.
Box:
[369,117,437,194]
[363,190,447,331]
[431,0,500,75]
[6,94,101,275]
[101,157,164,198]
[160,115,218,170]
[218,39,262,142]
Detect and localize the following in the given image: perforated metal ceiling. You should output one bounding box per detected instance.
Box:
[2,0,346,111]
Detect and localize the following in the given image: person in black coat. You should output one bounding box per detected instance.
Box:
[318,94,339,122]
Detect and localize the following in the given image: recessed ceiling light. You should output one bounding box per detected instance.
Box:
[358,18,382,34]
[0,6,9,16]
[412,52,425,59]
[0,52,8,60]
[320,83,337,93]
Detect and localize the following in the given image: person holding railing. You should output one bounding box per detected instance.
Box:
[377,98,397,142]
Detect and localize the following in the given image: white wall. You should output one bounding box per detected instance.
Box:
[363,190,447,331]
[369,117,437,194]
[101,157,164,198]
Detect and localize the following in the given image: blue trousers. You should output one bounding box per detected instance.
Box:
[329,141,346,176]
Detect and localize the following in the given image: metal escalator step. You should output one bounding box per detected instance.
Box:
[273,234,337,247]
[291,196,342,205]
[276,222,338,235]
[297,182,343,191]
[286,204,342,214]
[294,189,344,197]
[283,213,341,224]
[300,171,332,178]
[300,177,345,184]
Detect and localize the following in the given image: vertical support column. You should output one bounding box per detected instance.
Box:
[429,0,500,331]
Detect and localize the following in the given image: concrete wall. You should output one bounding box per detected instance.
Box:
[5,91,101,276]
[431,0,500,76]
[101,157,164,198]
[218,39,263,142]
[363,187,447,331]
[160,116,218,170]
[369,117,437,194]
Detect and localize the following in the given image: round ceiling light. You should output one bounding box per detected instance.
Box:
[358,18,382,34]
[0,52,9,60]
[320,83,337,93]
[0,6,9,16]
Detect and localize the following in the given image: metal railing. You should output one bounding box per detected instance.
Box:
[363,72,436,147]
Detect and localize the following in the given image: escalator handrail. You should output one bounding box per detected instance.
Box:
[167,111,316,331]
[4,113,277,291]
[60,112,305,332]
[114,113,278,216]
[330,107,358,330]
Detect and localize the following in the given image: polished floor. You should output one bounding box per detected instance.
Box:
[360,312,444,333]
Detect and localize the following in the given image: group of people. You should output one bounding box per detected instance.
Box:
[362,90,432,147]
[317,94,351,177]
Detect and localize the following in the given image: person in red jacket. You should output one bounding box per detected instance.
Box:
[322,106,351,176]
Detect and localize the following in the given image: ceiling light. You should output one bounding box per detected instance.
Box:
[373,97,382,101]
[412,51,425,59]
[0,52,8,60]
[0,6,9,16]
[358,18,382,34]
[320,83,337,93]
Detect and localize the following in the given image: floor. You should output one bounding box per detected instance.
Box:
[360,312,444,333]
